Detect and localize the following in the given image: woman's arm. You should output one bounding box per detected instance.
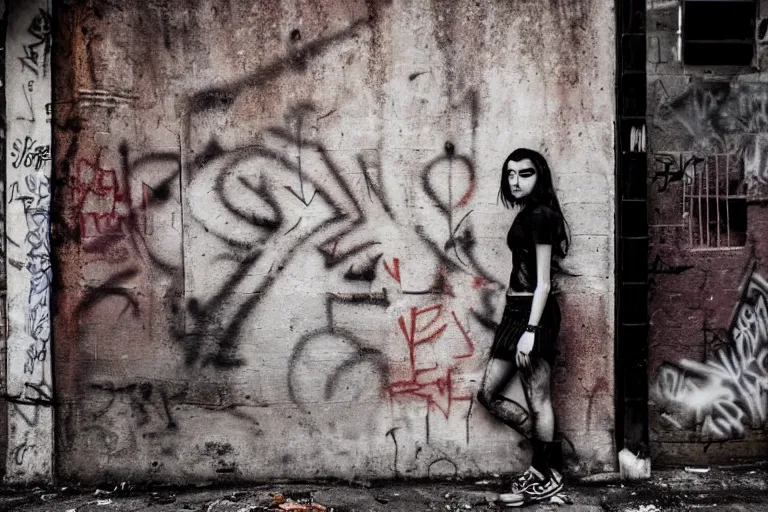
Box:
[516,243,552,369]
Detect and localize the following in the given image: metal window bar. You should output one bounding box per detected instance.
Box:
[685,153,745,250]
[715,154,721,247]
[726,155,731,247]
[705,158,710,247]
[698,160,703,246]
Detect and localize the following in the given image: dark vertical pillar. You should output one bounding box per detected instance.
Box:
[616,0,649,457]
[0,0,7,482]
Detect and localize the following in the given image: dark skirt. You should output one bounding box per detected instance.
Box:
[489,294,561,363]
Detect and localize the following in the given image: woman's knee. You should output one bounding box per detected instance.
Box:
[476,387,493,409]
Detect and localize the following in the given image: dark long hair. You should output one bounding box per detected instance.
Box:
[498,148,570,259]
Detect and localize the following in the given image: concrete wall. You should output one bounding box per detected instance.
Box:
[52,0,616,483]
[4,0,54,484]
[647,0,768,465]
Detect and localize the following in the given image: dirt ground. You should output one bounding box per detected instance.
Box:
[2,468,767,511]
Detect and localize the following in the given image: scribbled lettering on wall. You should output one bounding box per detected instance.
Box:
[77,132,497,435]
[59,13,522,481]
[72,158,134,238]
[9,176,51,375]
[18,8,51,77]
[386,301,476,418]
[653,268,768,440]
[656,80,768,193]
[11,136,51,171]
[652,153,701,192]
[5,1,55,481]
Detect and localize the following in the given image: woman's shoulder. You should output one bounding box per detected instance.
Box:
[529,204,560,222]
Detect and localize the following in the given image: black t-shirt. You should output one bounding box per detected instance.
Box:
[506,204,561,292]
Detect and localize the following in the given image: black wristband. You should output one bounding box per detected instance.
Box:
[525,324,540,333]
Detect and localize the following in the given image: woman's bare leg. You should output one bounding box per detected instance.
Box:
[521,359,554,441]
[476,357,533,439]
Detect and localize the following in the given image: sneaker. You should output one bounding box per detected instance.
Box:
[508,466,536,493]
[499,467,563,507]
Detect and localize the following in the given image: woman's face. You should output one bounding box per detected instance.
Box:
[507,158,538,200]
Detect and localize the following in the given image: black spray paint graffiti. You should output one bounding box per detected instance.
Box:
[654,267,768,440]
[652,153,702,192]
[655,80,768,188]
[68,15,502,457]
[9,174,52,375]
[19,8,51,77]
[11,135,51,171]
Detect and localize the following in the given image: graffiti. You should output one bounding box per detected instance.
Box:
[10,432,33,466]
[4,380,54,429]
[9,174,52,375]
[10,136,51,171]
[90,381,178,430]
[652,153,702,192]
[18,8,51,77]
[71,158,134,238]
[657,80,768,187]
[386,303,476,418]
[4,0,58,482]
[58,12,519,478]
[654,268,768,440]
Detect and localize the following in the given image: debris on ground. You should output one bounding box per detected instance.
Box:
[634,505,661,512]
[277,502,326,511]
[549,493,573,505]
[270,491,327,511]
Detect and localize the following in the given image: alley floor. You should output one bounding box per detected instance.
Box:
[2,468,767,512]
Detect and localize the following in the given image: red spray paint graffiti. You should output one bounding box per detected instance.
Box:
[387,303,476,418]
[72,158,144,238]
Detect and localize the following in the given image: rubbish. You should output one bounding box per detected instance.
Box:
[444,493,451,499]
[684,466,710,474]
[278,502,327,511]
[474,480,490,485]
[635,505,661,512]
[462,504,472,509]
[96,499,113,506]
[618,448,651,481]
[545,493,573,505]
[94,489,112,496]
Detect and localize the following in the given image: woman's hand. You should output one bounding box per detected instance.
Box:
[516,331,535,369]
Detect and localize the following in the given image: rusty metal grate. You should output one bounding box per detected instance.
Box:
[683,154,747,250]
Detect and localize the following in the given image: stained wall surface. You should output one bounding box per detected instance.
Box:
[4,0,54,484]
[647,0,768,465]
[52,0,616,483]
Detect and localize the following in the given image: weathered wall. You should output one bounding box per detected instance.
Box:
[52,0,616,483]
[4,0,54,483]
[0,0,7,482]
[647,0,768,465]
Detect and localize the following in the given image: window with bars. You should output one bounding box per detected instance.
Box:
[683,154,747,249]
[683,0,756,66]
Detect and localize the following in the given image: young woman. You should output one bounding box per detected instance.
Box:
[477,148,569,507]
